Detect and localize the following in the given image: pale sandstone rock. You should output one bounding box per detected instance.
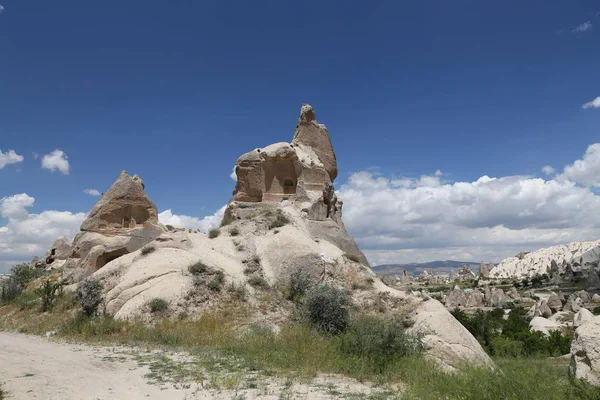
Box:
[574,308,595,328]
[570,316,600,386]
[546,292,562,311]
[62,171,162,283]
[529,316,562,336]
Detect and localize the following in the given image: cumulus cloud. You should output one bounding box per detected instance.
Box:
[0,5,4,14]
[158,206,226,233]
[582,96,600,109]
[542,165,555,175]
[557,143,600,187]
[83,189,101,196]
[41,149,70,174]
[230,166,237,181]
[338,148,600,266]
[0,194,86,273]
[0,149,24,169]
[573,21,593,33]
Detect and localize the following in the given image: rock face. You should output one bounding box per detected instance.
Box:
[490,240,600,280]
[570,316,600,386]
[574,308,594,328]
[62,171,162,282]
[82,171,159,233]
[231,105,341,223]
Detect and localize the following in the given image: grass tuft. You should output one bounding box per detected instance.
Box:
[208,228,220,239]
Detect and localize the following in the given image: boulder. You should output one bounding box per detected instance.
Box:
[546,292,562,311]
[507,286,520,300]
[537,300,553,317]
[593,294,600,303]
[44,237,72,265]
[574,308,595,328]
[529,316,562,336]
[569,316,600,386]
[408,298,494,372]
[488,287,509,308]
[444,286,467,308]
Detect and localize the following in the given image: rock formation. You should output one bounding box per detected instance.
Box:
[53,105,493,373]
[490,240,600,280]
[570,316,600,386]
[62,171,162,282]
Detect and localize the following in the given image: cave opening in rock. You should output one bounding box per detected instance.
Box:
[95,248,129,269]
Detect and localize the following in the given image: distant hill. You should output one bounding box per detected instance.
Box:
[372,260,482,278]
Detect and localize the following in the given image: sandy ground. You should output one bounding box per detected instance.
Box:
[0,332,189,400]
[0,332,390,400]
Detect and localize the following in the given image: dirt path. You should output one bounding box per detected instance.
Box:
[0,332,388,400]
[0,332,191,400]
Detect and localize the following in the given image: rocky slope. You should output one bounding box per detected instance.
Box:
[489,241,600,280]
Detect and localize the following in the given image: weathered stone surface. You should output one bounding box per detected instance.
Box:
[574,308,595,328]
[43,237,72,265]
[409,299,494,371]
[62,171,162,283]
[292,104,338,181]
[82,171,159,233]
[547,292,562,311]
[570,316,600,386]
[537,300,553,318]
[488,287,510,308]
[593,294,600,302]
[529,316,562,336]
[230,105,341,223]
[507,286,520,300]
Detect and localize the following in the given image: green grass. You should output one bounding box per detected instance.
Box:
[208,228,220,239]
[2,291,600,399]
[0,383,5,400]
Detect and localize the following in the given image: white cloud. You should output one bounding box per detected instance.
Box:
[230,166,237,181]
[0,149,24,169]
[0,194,86,273]
[158,206,226,233]
[33,152,39,160]
[338,147,600,266]
[83,189,101,196]
[573,21,593,33]
[557,143,600,187]
[582,96,600,109]
[0,5,4,14]
[41,149,70,175]
[542,165,555,175]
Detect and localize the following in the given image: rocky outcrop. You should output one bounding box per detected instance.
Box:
[490,241,600,280]
[62,171,162,282]
[570,316,600,386]
[574,309,594,328]
[230,105,341,224]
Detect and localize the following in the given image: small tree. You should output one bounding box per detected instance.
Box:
[35,279,62,312]
[75,280,104,316]
[0,278,22,302]
[303,285,351,334]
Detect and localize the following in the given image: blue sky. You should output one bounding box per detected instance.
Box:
[1,0,600,272]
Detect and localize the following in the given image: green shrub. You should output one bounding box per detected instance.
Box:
[147,298,169,313]
[304,285,351,334]
[337,316,423,372]
[287,269,312,301]
[75,280,104,316]
[9,263,44,288]
[207,271,225,292]
[268,210,290,229]
[208,228,220,239]
[35,279,62,312]
[188,262,208,275]
[592,305,600,315]
[247,275,269,290]
[229,227,240,236]
[141,245,156,255]
[1,277,22,302]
